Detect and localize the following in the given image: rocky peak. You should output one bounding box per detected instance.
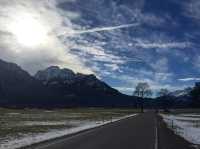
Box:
[170,88,192,97]
[35,66,76,82]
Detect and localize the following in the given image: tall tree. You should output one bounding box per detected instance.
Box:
[190,82,200,107]
[133,82,152,112]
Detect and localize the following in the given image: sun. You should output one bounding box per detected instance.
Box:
[9,13,48,47]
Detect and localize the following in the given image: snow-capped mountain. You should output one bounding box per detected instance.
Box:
[167,88,193,107]
[34,66,120,96]
[169,88,192,98]
[35,66,76,84]
[0,59,138,107]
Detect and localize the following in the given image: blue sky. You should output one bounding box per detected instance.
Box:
[0,0,200,95]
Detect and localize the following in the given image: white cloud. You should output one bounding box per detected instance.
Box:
[0,0,143,76]
[113,87,134,95]
[0,0,96,75]
[193,55,200,70]
[135,41,190,49]
[178,78,200,82]
[113,74,180,94]
[154,72,173,82]
[150,57,169,73]
[183,0,200,21]
[104,63,120,71]
[0,0,197,93]
[110,66,177,95]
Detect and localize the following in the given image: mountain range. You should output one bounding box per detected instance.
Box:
[0,58,197,108]
[0,59,138,108]
[169,88,192,98]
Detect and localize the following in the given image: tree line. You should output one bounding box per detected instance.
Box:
[133,82,200,112]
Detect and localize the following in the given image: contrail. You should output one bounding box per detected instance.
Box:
[72,23,140,35]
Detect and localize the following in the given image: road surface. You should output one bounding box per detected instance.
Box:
[25,112,195,149]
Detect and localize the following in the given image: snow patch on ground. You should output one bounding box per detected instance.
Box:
[22,120,83,127]
[0,114,137,149]
[161,114,200,145]
[179,114,200,118]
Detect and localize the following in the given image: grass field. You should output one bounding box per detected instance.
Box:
[0,108,138,149]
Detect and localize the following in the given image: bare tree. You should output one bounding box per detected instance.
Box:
[133,82,152,112]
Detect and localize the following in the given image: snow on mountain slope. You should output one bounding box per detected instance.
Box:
[35,66,76,82]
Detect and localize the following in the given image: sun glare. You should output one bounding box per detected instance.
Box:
[10,14,48,47]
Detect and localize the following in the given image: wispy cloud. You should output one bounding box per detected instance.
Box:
[182,0,200,21]
[178,78,200,82]
[113,87,134,95]
[112,73,181,95]
[0,0,199,94]
[150,57,169,73]
[0,0,95,75]
[72,23,140,35]
[135,41,190,49]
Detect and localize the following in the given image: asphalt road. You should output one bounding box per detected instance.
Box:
[25,112,195,149]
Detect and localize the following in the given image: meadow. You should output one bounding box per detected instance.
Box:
[0,108,138,149]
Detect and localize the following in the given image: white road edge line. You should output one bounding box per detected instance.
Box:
[33,114,139,149]
[155,118,158,149]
